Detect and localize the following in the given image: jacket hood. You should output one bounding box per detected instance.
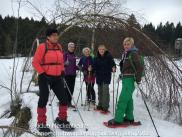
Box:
[127,46,138,52]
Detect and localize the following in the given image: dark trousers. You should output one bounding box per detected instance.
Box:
[64,75,76,105]
[38,74,68,108]
[85,82,96,102]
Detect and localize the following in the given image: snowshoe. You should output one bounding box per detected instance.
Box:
[54,117,75,132]
[100,109,110,115]
[103,119,141,128]
[37,124,53,137]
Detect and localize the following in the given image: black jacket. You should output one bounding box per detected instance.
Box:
[94,51,116,85]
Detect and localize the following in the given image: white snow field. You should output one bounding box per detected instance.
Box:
[0,57,182,137]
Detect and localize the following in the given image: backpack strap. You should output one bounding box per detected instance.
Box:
[40,42,48,65]
[40,42,63,66]
[128,52,137,80]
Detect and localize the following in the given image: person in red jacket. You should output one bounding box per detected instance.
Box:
[32,28,74,133]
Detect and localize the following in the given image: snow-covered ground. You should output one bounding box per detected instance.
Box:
[0,57,182,137]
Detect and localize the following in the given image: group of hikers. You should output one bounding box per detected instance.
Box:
[32,27,144,134]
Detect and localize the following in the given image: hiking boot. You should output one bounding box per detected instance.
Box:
[54,117,75,131]
[124,117,134,123]
[108,119,122,126]
[100,108,110,114]
[37,123,52,133]
[96,106,102,110]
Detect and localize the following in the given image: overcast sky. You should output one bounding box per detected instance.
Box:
[0,0,181,27]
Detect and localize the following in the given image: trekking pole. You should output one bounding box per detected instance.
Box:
[84,82,89,111]
[137,85,160,137]
[63,78,88,131]
[80,70,84,106]
[48,86,56,136]
[114,77,120,114]
[73,79,84,111]
[87,71,91,111]
[112,72,115,115]
[49,94,56,106]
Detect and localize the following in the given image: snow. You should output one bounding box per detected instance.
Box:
[0,57,182,137]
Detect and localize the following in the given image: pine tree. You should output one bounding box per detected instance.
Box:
[127,14,141,29]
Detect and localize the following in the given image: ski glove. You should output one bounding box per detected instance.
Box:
[136,81,141,85]
[39,72,47,80]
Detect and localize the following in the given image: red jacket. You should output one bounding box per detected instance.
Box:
[32,40,64,76]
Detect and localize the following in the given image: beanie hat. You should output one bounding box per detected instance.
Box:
[46,28,58,37]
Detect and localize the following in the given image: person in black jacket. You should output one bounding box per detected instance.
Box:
[94,45,116,114]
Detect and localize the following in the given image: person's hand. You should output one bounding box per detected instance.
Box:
[77,66,82,71]
[39,72,46,79]
[136,77,141,85]
[136,81,141,85]
[112,67,116,73]
[83,70,88,76]
[64,60,69,66]
[88,65,92,72]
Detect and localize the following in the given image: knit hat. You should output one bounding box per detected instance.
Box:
[46,28,58,37]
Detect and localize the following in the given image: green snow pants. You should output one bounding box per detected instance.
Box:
[114,77,135,123]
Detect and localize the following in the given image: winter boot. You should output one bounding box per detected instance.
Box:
[94,105,102,111]
[54,117,75,131]
[107,119,122,126]
[37,123,52,133]
[124,117,134,124]
[55,105,75,131]
[100,108,110,114]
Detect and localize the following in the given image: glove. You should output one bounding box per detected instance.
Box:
[88,65,92,72]
[136,81,141,85]
[83,70,88,76]
[38,72,47,80]
[119,74,122,79]
[112,67,116,73]
[117,74,122,82]
[77,66,82,71]
[64,60,69,66]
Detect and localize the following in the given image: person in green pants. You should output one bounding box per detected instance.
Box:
[108,37,144,125]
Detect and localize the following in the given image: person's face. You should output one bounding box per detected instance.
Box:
[123,41,132,51]
[68,45,75,53]
[84,49,90,57]
[98,47,105,56]
[47,33,58,44]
